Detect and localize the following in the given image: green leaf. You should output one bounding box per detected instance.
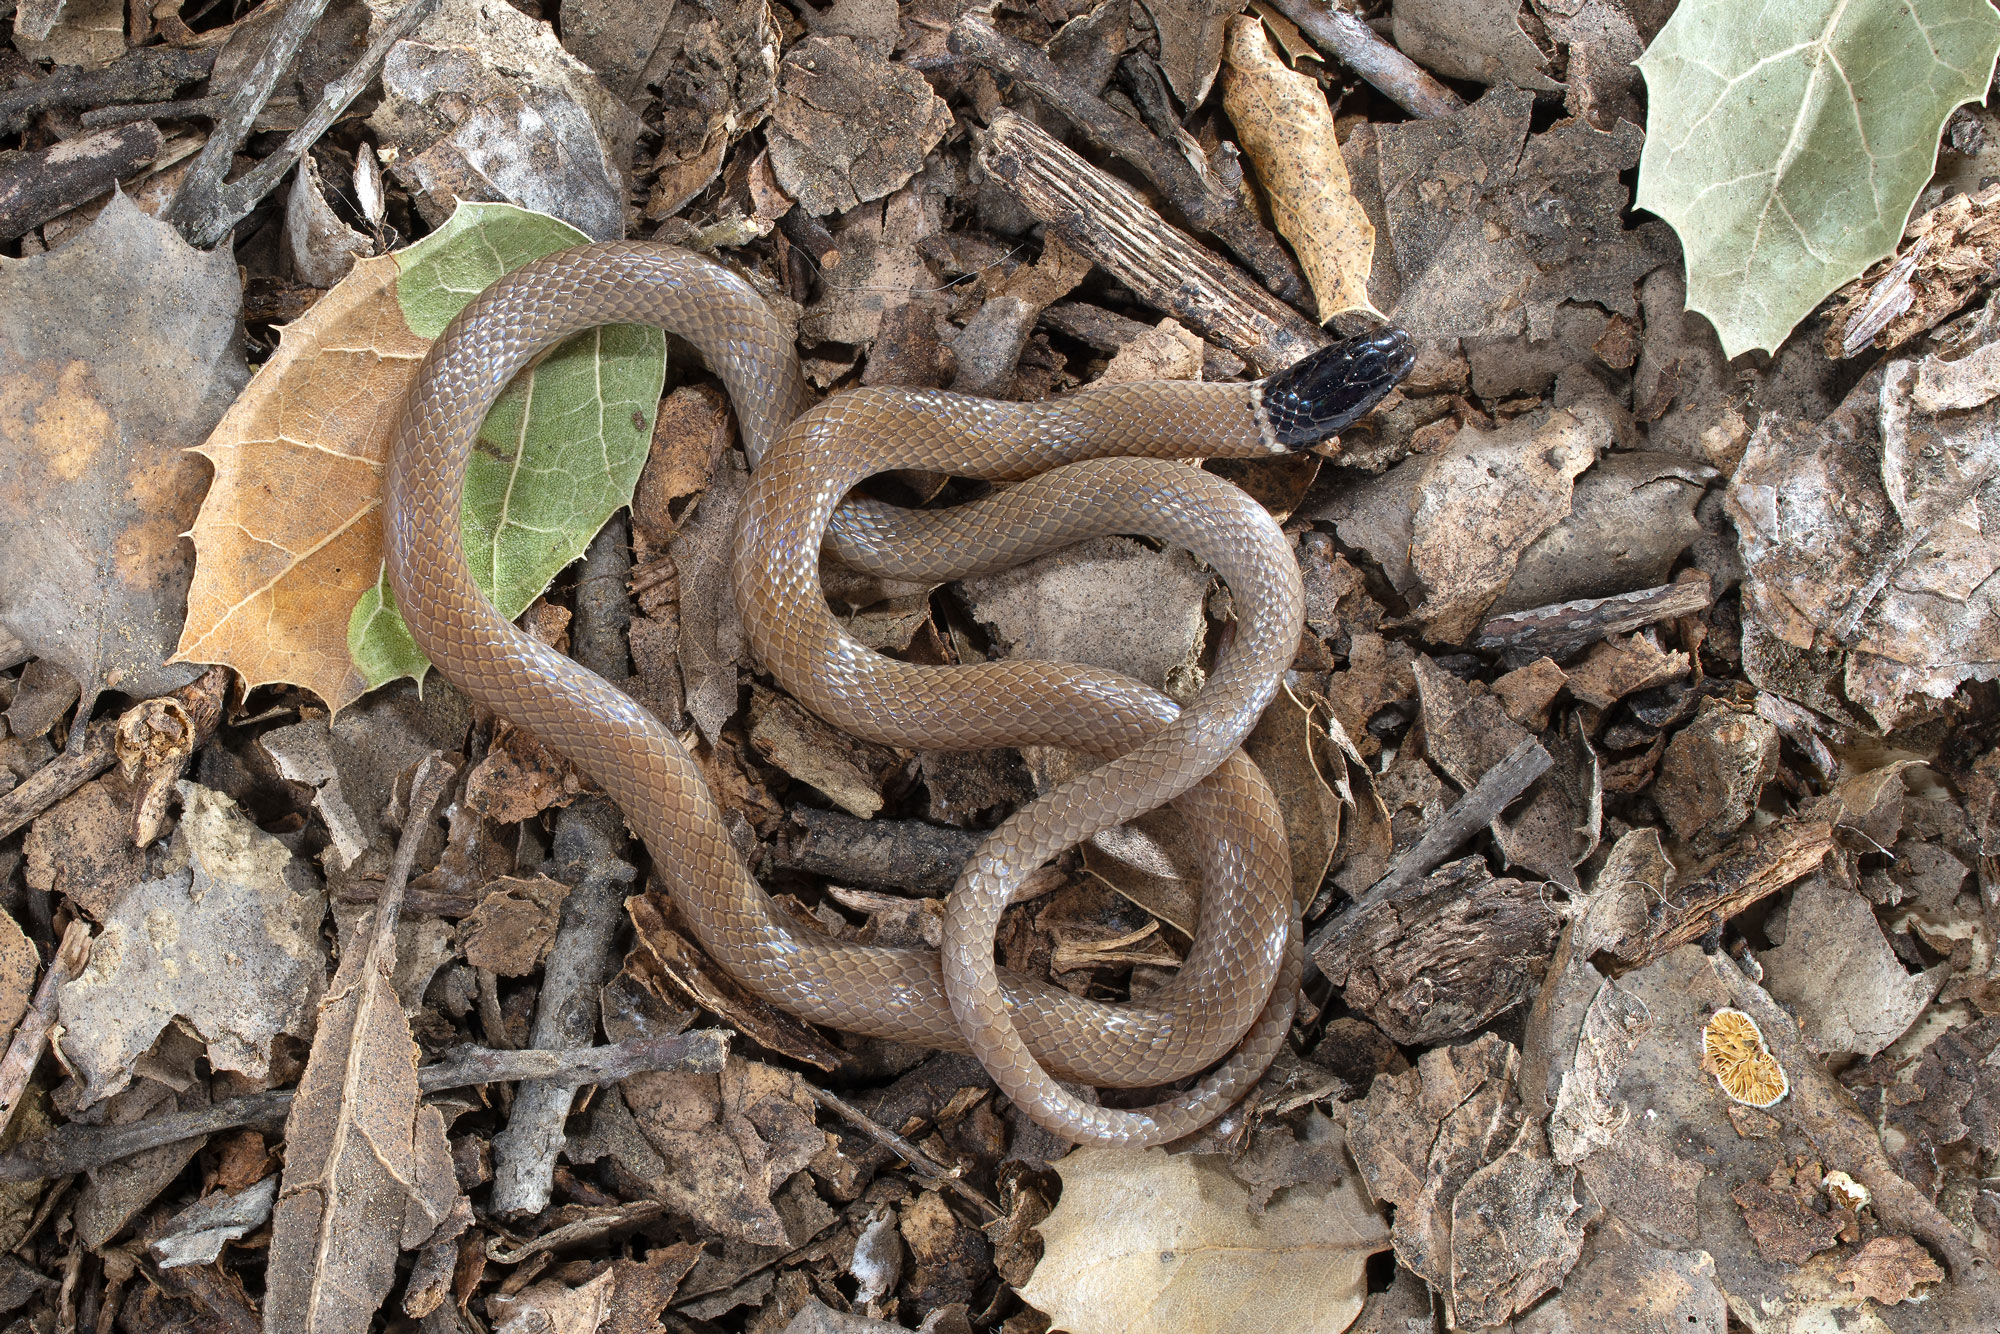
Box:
[1635,0,2000,358]
[347,204,667,690]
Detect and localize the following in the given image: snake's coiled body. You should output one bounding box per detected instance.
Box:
[385,242,1413,1145]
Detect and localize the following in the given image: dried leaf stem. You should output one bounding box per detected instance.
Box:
[1262,0,1465,119]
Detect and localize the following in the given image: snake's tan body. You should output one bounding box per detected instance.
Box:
[386,243,1334,1145]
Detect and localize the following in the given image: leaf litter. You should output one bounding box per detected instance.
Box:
[9,1,2000,1332]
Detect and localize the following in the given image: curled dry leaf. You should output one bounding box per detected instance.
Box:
[175,202,664,711]
[1017,1144,1389,1334]
[0,192,247,720]
[1702,1009,1788,1108]
[1221,16,1378,322]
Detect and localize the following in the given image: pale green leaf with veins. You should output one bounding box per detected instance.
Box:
[1636,0,2000,358]
[347,203,667,690]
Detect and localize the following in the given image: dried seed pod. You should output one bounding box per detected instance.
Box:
[1701,1007,1789,1108]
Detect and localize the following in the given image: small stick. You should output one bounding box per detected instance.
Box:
[172,0,442,247]
[950,14,1309,307]
[164,0,336,241]
[0,45,217,136]
[1307,735,1551,965]
[0,123,163,240]
[1262,0,1465,119]
[490,522,640,1218]
[774,806,984,895]
[0,722,117,842]
[0,1032,726,1183]
[976,111,1329,374]
[808,1084,1001,1220]
[81,94,231,129]
[1473,577,1715,667]
[0,923,92,1136]
[484,1200,669,1266]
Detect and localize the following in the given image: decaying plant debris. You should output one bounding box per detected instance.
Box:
[4,0,2000,1332]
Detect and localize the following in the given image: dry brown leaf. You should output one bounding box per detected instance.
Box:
[1018,1144,1389,1334]
[1222,16,1378,321]
[490,1268,617,1333]
[55,783,327,1107]
[1835,1235,1944,1305]
[460,875,572,977]
[264,758,456,1334]
[1241,683,1342,907]
[0,192,246,718]
[173,249,426,712]
[0,912,34,1054]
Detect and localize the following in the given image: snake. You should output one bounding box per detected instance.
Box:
[385,242,1414,1145]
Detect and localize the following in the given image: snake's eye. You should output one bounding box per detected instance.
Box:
[1262,326,1416,449]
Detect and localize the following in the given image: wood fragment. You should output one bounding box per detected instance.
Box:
[1308,735,1553,970]
[807,1084,1001,1220]
[1261,0,1465,119]
[1473,578,1716,666]
[0,123,164,241]
[490,522,641,1219]
[80,94,231,129]
[0,45,217,136]
[1041,301,1248,380]
[1604,814,1836,969]
[0,1033,727,1184]
[976,111,1330,374]
[950,14,1309,307]
[169,0,441,247]
[0,721,117,841]
[0,923,90,1137]
[774,805,987,896]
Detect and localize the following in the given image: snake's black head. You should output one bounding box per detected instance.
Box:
[1261,326,1416,449]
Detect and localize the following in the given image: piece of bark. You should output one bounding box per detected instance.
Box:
[80,94,233,129]
[975,111,1329,375]
[0,123,163,240]
[1311,735,1553,967]
[950,14,1308,308]
[0,44,217,135]
[1601,813,1837,969]
[1473,578,1715,667]
[773,806,983,896]
[1261,0,1464,119]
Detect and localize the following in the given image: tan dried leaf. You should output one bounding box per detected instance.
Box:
[264,759,454,1334]
[1835,1235,1944,1305]
[173,252,428,712]
[1222,16,1378,322]
[1017,1145,1389,1334]
[1701,1008,1788,1108]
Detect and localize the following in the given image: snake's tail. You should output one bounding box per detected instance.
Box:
[1261,325,1416,448]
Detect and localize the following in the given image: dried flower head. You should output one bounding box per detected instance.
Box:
[1702,1007,1788,1107]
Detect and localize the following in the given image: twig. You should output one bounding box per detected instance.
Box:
[164,0,335,242]
[1041,300,1248,380]
[0,923,91,1136]
[0,123,163,241]
[773,806,984,895]
[1473,577,1716,667]
[950,14,1309,308]
[1603,816,1835,970]
[0,45,217,136]
[0,721,117,842]
[807,1084,1001,1221]
[171,0,442,247]
[490,522,641,1218]
[1307,735,1552,966]
[484,1201,669,1266]
[976,111,1329,374]
[1262,0,1465,119]
[0,1033,725,1184]
[80,94,231,129]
